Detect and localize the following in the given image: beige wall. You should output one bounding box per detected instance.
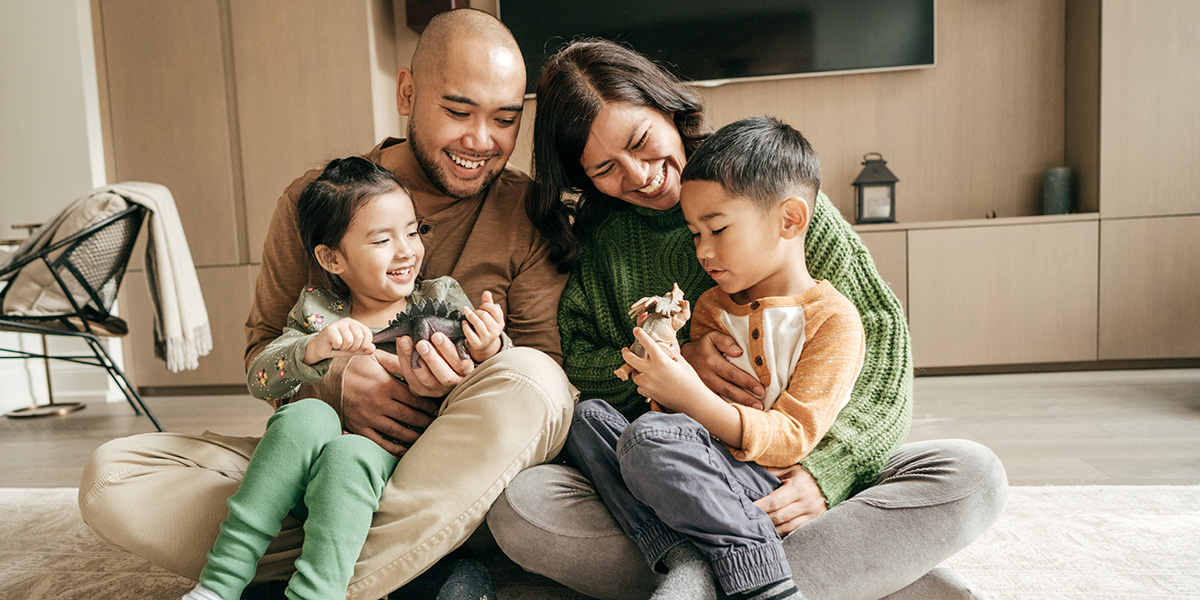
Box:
[0,0,105,234]
[1098,0,1200,219]
[0,0,116,412]
[507,1,1069,226]
[85,0,1197,390]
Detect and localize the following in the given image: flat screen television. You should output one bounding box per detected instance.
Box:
[499,0,936,95]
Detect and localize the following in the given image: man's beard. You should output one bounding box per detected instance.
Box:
[408,119,501,201]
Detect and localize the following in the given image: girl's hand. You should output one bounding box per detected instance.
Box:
[622,326,708,412]
[464,290,505,362]
[304,318,375,365]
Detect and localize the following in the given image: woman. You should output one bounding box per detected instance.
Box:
[489,38,1007,600]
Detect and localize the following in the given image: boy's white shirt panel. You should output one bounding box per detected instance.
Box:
[719,304,807,411]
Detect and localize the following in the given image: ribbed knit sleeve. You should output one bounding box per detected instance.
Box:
[558,204,713,419]
[798,194,913,507]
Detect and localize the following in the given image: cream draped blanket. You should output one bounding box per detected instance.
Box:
[101,182,211,372]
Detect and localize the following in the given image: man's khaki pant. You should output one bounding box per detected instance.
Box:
[79,348,573,600]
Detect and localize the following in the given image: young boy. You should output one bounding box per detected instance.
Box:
[563,116,865,600]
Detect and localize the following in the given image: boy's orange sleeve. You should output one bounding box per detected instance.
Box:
[729,295,865,467]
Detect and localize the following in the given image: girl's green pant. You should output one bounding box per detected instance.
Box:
[199,398,398,600]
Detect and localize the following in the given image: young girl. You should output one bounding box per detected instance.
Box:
[183,156,506,600]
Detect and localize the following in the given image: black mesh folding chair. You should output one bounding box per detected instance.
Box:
[0,204,163,431]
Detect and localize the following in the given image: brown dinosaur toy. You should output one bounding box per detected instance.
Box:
[615,283,691,382]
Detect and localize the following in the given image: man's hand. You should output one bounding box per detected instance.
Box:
[339,352,440,457]
[754,464,828,536]
[395,332,475,398]
[680,331,765,409]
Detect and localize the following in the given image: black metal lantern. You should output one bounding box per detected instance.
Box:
[852,152,899,224]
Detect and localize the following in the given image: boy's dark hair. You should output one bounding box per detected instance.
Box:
[681,116,821,211]
[297,156,408,294]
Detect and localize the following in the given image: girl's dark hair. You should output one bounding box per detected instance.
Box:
[526,38,709,273]
[297,156,407,295]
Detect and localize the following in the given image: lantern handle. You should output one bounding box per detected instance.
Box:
[862,152,885,163]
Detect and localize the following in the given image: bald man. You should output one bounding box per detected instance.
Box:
[79,9,573,599]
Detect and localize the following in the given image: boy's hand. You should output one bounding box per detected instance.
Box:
[622,327,707,412]
[463,290,505,362]
[304,318,375,365]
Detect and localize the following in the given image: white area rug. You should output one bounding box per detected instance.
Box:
[942,485,1200,599]
[2,486,1198,599]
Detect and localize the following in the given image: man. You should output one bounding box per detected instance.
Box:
[79,10,572,600]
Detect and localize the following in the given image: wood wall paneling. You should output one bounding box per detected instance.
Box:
[697,0,1067,225]
[120,265,257,388]
[856,230,908,315]
[231,0,383,264]
[1098,216,1200,360]
[1064,0,1101,215]
[1099,0,1200,218]
[97,0,240,267]
[907,220,1099,368]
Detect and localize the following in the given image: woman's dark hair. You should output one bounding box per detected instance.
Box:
[297,156,407,295]
[526,38,709,273]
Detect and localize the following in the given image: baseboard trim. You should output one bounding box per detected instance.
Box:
[139,384,247,397]
[916,358,1200,377]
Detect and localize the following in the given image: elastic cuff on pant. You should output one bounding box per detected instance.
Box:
[630,519,687,574]
[183,583,226,600]
[712,542,792,595]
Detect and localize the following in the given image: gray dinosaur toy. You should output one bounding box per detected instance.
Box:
[372,298,470,368]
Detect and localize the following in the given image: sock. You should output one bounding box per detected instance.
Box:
[740,578,801,600]
[650,543,718,600]
[182,584,226,600]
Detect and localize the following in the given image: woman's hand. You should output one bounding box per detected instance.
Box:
[680,331,765,409]
[754,464,829,535]
[304,318,375,365]
[464,290,505,362]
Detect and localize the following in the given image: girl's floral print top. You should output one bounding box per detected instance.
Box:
[246,276,504,401]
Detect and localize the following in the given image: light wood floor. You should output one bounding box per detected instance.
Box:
[2,369,1198,488]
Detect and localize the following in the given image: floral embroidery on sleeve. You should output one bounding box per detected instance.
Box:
[246,287,348,401]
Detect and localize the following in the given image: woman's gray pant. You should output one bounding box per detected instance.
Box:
[488,432,1008,600]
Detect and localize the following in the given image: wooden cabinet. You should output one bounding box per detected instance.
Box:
[1099,216,1200,360]
[229,0,397,264]
[857,215,1102,369]
[95,0,398,391]
[96,0,241,268]
[907,218,1099,368]
[119,266,256,388]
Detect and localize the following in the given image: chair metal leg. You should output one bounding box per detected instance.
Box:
[86,336,164,432]
[4,333,86,420]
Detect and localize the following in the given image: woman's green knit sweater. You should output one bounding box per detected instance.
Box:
[557,193,913,506]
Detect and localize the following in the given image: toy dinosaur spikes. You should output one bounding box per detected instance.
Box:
[373,298,471,368]
[615,283,691,382]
